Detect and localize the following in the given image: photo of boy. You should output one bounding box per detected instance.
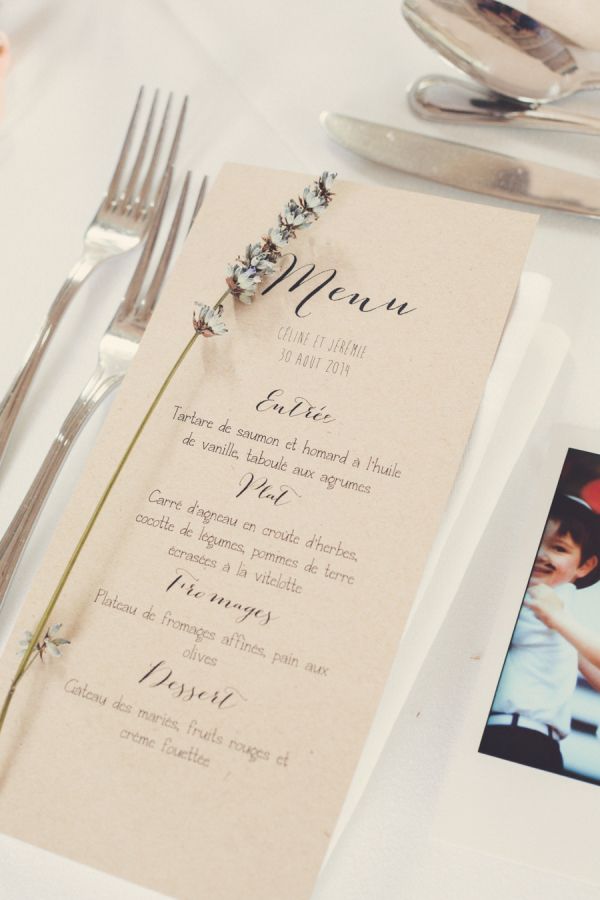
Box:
[480,468,600,779]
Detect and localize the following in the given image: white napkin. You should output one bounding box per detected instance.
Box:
[326,270,570,855]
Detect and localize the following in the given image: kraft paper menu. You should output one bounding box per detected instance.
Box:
[0,164,536,899]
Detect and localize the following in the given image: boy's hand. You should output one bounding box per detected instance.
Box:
[525,584,565,628]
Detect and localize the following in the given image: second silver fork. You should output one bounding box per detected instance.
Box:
[0,171,205,612]
[0,87,187,471]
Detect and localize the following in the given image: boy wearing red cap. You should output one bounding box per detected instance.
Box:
[480,493,600,775]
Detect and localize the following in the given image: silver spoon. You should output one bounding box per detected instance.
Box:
[402,0,600,104]
[409,74,600,136]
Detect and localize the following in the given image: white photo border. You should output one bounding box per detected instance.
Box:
[433,428,600,885]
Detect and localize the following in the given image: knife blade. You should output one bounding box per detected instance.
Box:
[320,110,600,218]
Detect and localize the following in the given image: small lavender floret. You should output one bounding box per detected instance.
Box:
[193,303,228,337]
[18,623,70,661]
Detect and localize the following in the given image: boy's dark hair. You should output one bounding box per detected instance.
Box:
[549,493,600,589]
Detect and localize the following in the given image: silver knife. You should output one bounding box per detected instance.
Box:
[320,110,600,218]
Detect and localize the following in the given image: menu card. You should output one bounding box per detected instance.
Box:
[0,164,536,899]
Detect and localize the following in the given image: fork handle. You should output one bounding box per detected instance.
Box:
[0,367,122,611]
[0,250,102,470]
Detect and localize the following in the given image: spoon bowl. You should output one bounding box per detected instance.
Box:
[402,0,600,103]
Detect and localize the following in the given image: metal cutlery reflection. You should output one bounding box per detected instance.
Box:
[402,0,600,104]
[0,170,206,613]
[409,74,600,137]
[320,109,600,217]
[0,87,187,471]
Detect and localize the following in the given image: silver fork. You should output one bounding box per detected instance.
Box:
[0,87,187,470]
[0,170,205,612]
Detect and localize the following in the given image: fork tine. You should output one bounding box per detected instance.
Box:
[136,92,172,213]
[137,94,187,216]
[105,86,144,202]
[118,89,158,210]
[137,172,192,320]
[188,176,207,233]
[165,96,188,171]
[137,94,188,215]
[120,167,173,316]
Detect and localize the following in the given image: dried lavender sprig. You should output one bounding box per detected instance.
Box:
[226,171,336,304]
[0,173,337,742]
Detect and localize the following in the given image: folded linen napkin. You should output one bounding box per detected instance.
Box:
[326,271,570,855]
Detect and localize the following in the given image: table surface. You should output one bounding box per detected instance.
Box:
[2,2,600,898]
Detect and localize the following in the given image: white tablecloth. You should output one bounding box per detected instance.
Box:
[2,2,600,898]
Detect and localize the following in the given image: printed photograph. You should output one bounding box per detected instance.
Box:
[480,448,600,783]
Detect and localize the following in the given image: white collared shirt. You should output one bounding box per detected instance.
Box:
[491,582,578,738]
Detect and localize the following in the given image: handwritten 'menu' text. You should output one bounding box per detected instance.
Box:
[262,253,416,320]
